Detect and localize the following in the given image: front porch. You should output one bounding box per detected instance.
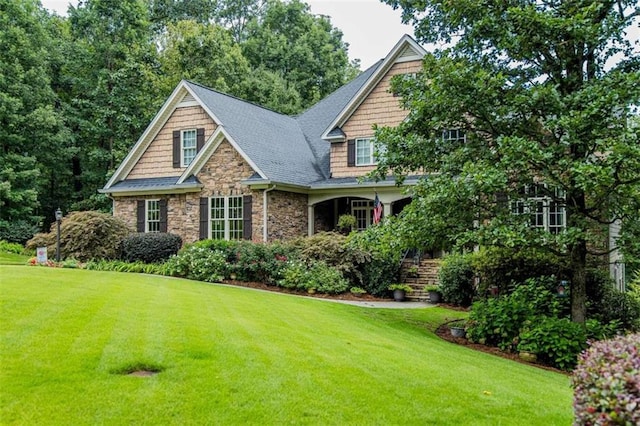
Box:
[308,190,412,234]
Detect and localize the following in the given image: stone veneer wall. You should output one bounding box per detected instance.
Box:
[264,190,308,241]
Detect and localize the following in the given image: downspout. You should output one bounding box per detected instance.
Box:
[263,185,276,242]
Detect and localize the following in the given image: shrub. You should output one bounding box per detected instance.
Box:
[84,259,169,275]
[572,333,640,425]
[25,211,131,262]
[231,241,295,284]
[347,219,404,296]
[0,219,40,245]
[473,247,567,296]
[517,317,587,370]
[294,232,368,287]
[467,277,568,351]
[163,245,227,282]
[279,260,350,294]
[121,233,182,263]
[0,240,24,254]
[587,269,640,332]
[438,253,476,306]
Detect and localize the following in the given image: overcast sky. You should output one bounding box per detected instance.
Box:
[39,0,414,69]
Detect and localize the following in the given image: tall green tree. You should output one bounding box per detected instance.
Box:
[157,20,251,95]
[242,0,358,109]
[64,0,161,209]
[0,0,70,238]
[375,0,640,323]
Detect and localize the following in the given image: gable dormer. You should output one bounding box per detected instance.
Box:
[323,35,426,178]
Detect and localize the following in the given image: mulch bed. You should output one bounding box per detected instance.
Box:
[221,279,388,301]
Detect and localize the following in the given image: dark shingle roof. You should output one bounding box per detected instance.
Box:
[105,176,201,193]
[184,61,382,187]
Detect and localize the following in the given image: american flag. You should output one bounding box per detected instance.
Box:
[373,194,383,224]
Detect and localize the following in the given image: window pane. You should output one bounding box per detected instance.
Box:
[182,129,197,166]
[146,200,160,233]
[228,196,243,240]
[355,138,372,166]
[210,197,225,240]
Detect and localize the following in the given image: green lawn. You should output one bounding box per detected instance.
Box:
[0,251,30,265]
[0,266,572,425]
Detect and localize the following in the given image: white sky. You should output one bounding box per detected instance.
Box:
[39,0,414,69]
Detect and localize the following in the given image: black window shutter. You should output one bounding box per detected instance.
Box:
[347,139,355,167]
[136,200,145,232]
[196,128,205,152]
[243,194,252,240]
[159,199,168,233]
[199,197,209,240]
[172,130,181,168]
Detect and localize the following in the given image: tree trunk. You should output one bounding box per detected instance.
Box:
[570,239,588,324]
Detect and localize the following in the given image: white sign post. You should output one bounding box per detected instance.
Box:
[36,247,48,264]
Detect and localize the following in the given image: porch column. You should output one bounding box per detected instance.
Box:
[383,202,391,218]
[308,204,314,236]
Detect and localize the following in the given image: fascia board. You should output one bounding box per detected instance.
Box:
[99,183,203,197]
[104,81,192,189]
[320,35,426,141]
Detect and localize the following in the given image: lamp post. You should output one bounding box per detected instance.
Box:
[55,208,62,262]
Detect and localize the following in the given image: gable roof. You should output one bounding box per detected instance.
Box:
[102,34,424,193]
[320,34,426,140]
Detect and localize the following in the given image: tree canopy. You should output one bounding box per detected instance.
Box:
[375,0,640,323]
[0,0,358,240]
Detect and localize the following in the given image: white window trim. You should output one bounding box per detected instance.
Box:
[145,199,160,233]
[355,137,384,166]
[209,196,243,240]
[181,129,197,167]
[511,185,566,234]
[442,128,466,144]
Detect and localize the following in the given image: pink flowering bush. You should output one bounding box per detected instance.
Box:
[572,333,640,425]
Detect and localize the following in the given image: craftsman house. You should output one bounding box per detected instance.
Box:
[101,35,425,243]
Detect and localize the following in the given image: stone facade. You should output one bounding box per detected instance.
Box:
[265,190,308,241]
[114,139,310,244]
[128,105,217,179]
[331,60,423,178]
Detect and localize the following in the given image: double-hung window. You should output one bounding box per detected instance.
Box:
[210,196,243,240]
[181,129,197,167]
[355,138,384,166]
[146,199,161,233]
[511,184,565,234]
[442,129,466,144]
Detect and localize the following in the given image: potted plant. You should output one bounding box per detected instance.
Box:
[388,284,412,301]
[516,340,538,362]
[424,284,442,303]
[449,320,467,338]
[336,214,357,234]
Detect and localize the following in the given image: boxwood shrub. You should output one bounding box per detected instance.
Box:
[121,233,182,263]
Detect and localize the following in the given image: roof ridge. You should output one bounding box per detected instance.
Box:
[184,79,295,119]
